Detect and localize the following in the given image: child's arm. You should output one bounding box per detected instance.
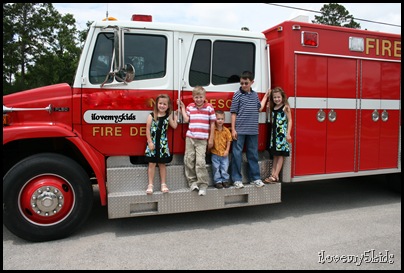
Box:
[224,138,231,157]
[231,113,237,140]
[169,110,178,129]
[285,106,292,143]
[259,89,271,112]
[178,100,189,123]
[145,114,155,150]
[207,120,215,149]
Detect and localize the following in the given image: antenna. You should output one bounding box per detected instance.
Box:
[106,4,109,21]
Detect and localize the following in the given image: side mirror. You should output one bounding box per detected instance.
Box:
[113,27,124,71]
[115,63,135,83]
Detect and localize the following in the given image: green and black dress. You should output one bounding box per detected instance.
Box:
[145,112,173,163]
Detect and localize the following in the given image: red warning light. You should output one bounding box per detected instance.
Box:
[302,31,318,47]
[132,14,152,22]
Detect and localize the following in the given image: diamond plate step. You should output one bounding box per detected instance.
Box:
[106,155,280,219]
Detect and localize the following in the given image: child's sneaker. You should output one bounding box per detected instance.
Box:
[190,183,199,192]
[233,181,244,189]
[251,179,265,187]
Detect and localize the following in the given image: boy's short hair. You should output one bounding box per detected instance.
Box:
[240,71,254,81]
[192,86,206,96]
[215,110,225,116]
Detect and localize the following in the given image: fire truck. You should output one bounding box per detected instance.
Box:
[3,14,401,242]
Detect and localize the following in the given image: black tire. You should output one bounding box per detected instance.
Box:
[3,153,94,242]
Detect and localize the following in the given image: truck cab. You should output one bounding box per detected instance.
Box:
[3,15,279,242]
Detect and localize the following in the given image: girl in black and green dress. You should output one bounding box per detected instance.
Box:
[145,94,178,194]
[264,87,292,183]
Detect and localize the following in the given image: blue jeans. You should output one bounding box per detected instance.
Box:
[211,154,230,183]
[231,134,260,182]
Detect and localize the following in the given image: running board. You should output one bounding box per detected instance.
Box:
[106,155,281,219]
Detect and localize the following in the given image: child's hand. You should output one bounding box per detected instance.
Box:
[208,139,214,150]
[148,142,155,151]
[231,130,238,140]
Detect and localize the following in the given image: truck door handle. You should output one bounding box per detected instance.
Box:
[372,109,380,122]
[381,109,389,122]
[317,109,326,122]
[328,109,337,122]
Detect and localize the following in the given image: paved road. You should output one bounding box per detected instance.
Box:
[3,175,401,270]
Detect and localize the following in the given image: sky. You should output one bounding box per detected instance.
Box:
[53,3,401,35]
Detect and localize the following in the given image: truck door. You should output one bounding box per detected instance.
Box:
[81,29,175,157]
[359,60,401,170]
[294,54,357,176]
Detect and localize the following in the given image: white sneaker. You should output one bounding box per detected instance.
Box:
[252,179,265,187]
[198,189,206,196]
[233,181,244,189]
[190,183,199,192]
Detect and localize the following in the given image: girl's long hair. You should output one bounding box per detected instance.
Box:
[153,94,172,121]
[269,87,289,112]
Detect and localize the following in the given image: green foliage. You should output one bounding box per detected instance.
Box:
[3,3,86,95]
[312,3,361,29]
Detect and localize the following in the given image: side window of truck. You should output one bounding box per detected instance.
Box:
[189,40,255,87]
[124,34,167,80]
[89,33,114,85]
[89,33,167,85]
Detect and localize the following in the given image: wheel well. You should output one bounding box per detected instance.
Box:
[3,138,95,183]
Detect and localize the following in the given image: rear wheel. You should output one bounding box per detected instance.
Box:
[3,153,93,242]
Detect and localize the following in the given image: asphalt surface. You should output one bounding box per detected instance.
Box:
[3,175,401,270]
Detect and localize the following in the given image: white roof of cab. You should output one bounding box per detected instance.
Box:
[91,20,266,39]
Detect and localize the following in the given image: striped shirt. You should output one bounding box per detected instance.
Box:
[186,102,216,140]
[230,88,261,135]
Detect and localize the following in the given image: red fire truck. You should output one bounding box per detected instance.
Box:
[3,15,401,242]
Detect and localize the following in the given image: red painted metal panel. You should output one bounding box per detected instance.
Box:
[294,109,327,176]
[326,109,356,173]
[294,55,327,176]
[379,110,400,168]
[325,58,357,173]
[359,109,381,170]
[379,62,401,168]
[359,61,381,170]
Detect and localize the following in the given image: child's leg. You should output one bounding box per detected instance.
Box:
[265,156,278,183]
[147,162,156,194]
[184,137,197,187]
[159,164,169,193]
[159,163,167,183]
[221,156,230,182]
[272,156,284,180]
[211,154,221,183]
[147,162,156,184]
[194,139,209,189]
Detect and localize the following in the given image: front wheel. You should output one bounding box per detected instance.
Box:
[3,153,94,242]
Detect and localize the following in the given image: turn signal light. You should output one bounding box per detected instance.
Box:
[3,114,10,126]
